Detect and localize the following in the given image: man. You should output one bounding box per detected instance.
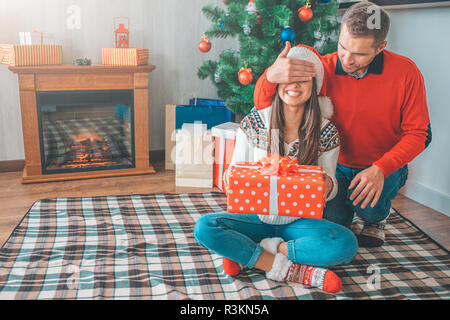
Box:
[253,1,432,247]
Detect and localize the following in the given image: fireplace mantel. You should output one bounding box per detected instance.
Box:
[9,64,156,75]
[9,64,156,183]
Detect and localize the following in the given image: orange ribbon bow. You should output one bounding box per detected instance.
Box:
[256,154,300,176]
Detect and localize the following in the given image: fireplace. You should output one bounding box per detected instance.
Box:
[9,64,156,183]
[37,90,135,174]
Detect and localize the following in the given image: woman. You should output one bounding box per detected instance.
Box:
[194,46,358,293]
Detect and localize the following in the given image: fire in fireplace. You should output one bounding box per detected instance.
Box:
[60,129,118,169]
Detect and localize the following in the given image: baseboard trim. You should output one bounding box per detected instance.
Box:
[400,180,450,217]
[0,160,25,173]
[0,150,165,173]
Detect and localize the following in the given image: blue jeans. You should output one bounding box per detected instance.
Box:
[323,163,409,228]
[194,212,358,269]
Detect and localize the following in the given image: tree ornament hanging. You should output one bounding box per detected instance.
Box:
[198,35,211,53]
[314,21,322,39]
[317,0,331,3]
[214,72,221,83]
[245,0,257,15]
[238,67,253,85]
[243,23,251,35]
[214,66,222,84]
[314,30,322,39]
[298,1,314,22]
[280,26,295,42]
[246,1,261,25]
[214,73,221,83]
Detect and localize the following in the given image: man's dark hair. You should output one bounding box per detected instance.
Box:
[342,1,390,47]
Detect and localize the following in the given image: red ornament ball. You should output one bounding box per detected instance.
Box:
[298,6,313,22]
[198,36,211,53]
[238,68,253,85]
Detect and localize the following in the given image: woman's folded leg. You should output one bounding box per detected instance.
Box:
[194,211,277,269]
[278,218,358,268]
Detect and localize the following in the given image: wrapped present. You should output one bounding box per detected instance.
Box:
[227,155,325,218]
[101,48,149,66]
[0,44,62,66]
[212,122,240,191]
[175,122,214,188]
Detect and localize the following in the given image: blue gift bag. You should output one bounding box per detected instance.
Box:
[175,95,231,130]
[188,98,227,107]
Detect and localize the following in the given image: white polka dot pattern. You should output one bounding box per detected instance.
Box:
[226,162,325,218]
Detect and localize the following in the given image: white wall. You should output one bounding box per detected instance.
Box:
[0,0,238,160]
[385,6,450,216]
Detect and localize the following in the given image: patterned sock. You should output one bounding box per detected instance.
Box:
[222,257,241,277]
[267,253,342,293]
[284,262,342,293]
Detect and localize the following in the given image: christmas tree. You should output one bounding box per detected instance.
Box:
[197,0,340,116]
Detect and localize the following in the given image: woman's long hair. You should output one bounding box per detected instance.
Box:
[267,79,322,165]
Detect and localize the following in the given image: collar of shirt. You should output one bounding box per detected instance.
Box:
[335,50,384,80]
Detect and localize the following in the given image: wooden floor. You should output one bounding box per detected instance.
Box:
[0,160,449,250]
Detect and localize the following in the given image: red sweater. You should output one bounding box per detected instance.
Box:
[254,49,431,177]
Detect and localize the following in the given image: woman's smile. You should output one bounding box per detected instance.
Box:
[286,90,302,97]
[278,81,312,107]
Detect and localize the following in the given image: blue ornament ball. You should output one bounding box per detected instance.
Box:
[318,0,332,3]
[280,27,295,42]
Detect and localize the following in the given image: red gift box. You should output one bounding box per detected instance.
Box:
[212,122,240,191]
[226,155,325,218]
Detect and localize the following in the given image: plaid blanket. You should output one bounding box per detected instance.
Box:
[0,192,448,300]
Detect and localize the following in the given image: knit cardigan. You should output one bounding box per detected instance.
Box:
[228,104,340,225]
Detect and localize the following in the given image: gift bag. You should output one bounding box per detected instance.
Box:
[175,122,214,188]
[174,95,231,131]
[211,122,240,191]
[226,155,325,218]
[188,98,226,107]
[165,93,232,170]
